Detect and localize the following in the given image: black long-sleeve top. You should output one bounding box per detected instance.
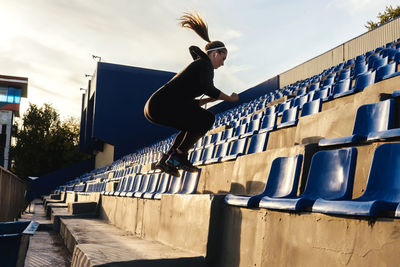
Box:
[145,46,221,111]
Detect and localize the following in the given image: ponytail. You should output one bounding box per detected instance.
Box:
[179,11,227,55]
[179,12,211,42]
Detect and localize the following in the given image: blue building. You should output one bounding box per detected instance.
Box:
[80,62,176,168]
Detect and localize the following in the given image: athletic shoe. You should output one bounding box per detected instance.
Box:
[154,157,180,177]
[167,151,200,173]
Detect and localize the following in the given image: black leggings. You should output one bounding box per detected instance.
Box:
[144,102,215,154]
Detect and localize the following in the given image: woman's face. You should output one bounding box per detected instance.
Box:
[210,50,227,69]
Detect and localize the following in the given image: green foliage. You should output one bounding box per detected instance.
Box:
[366,5,400,31]
[10,103,90,179]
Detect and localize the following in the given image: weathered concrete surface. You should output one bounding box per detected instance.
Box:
[215,206,400,267]
[197,161,235,194]
[267,125,298,150]
[68,201,97,215]
[46,202,68,217]
[59,217,206,267]
[76,192,101,203]
[22,200,71,266]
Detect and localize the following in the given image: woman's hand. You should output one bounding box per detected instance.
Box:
[230,93,239,102]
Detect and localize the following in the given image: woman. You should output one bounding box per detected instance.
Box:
[144,12,239,177]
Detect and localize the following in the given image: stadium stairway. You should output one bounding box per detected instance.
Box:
[42,47,400,266]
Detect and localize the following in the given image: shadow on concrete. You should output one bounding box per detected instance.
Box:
[96,256,206,267]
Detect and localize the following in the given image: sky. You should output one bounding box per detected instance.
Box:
[0,0,399,120]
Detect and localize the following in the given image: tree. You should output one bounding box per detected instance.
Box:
[10,103,90,179]
[365,5,400,31]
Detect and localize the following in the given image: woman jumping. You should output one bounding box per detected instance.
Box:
[144,12,239,177]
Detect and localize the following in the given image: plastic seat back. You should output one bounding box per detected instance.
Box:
[247,132,269,154]
[302,148,357,200]
[359,143,400,202]
[354,63,368,77]
[259,114,277,132]
[323,75,335,86]
[372,57,388,71]
[201,144,216,163]
[301,99,322,117]
[190,148,203,164]
[144,173,161,194]
[179,170,201,194]
[293,95,308,108]
[352,99,394,136]
[309,82,319,91]
[246,118,261,133]
[375,62,396,82]
[332,78,351,95]
[338,68,351,81]
[154,173,171,194]
[354,71,375,91]
[312,88,329,101]
[280,107,298,124]
[227,138,248,157]
[263,154,303,198]
[130,174,143,193]
[164,175,183,194]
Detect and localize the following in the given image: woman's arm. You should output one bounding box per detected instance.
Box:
[199,97,217,106]
[217,91,239,102]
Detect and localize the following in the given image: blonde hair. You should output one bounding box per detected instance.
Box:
[179,12,227,54]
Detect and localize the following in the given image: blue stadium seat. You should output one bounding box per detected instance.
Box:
[337,68,351,81]
[339,71,376,98]
[190,148,203,166]
[312,143,400,217]
[277,100,292,116]
[221,137,248,162]
[246,132,269,154]
[265,105,276,115]
[322,75,335,87]
[141,173,161,199]
[311,87,330,101]
[225,154,303,208]
[375,62,396,82]
[197,144,215,165]
[217,128,234,145]
[259,147,357,211]
[113,177,128,196]
[228,124,248,141]
[241,118,261,138]
[319,99,394,146]
[210,131,224,144]
[126,174,143,197]
[371,57,388,71]
[300,99,322,117]
[178,170,201,194]
[119,175,134,197]
[277,107,299,129]
[133,174,152,198]
[309,82,319,91]
[259,114,277,133]
[332,78,352,99]
[296,87,307,96]
[293,95,308,109]
[144,173,171,199]
[153,173,182,199]
[204,142,230,164]
[353,63,368,77]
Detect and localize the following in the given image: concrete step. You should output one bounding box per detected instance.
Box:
[21,199,71,266]
[60,217,206,267]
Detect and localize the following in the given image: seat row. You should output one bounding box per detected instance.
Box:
[101,171,200,200]
[225,142,400,218]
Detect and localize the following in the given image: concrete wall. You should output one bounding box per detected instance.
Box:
[0,167,27,221]
[95,143,114,169]
[215,206,400,267]
[99,194,220,258]
[280,17,400,86]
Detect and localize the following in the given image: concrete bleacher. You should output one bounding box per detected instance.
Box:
[40,33,400,266]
